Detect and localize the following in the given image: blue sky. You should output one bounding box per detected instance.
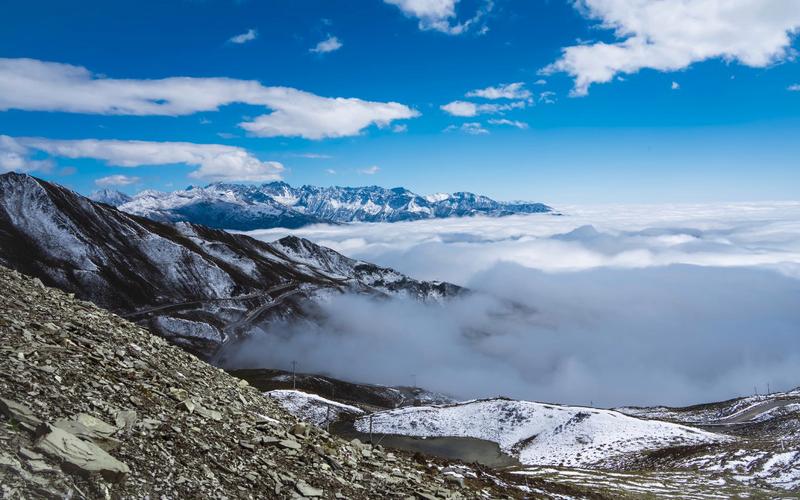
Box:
[1,0,799,203]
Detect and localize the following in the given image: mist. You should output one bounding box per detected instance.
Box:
[236,203,800,407]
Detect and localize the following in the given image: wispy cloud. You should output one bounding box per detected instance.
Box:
[788,84,800,92]
[358,165,380,175]
[0,58,418,140]
[228,28,257,44]
[293,153,333,159]
[384,0,493,35]
[310,36,343,54]
[445,122,489,135]
[440,100,526,117]
[467,82,531,100]
[94,174,141,186]
[538,91,556,104]
[488,118,527,129]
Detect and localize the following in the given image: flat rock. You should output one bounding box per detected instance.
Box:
[0,397,42,427]
[35,424,130,482]
[278,439,302,450]
[295,480,324,497]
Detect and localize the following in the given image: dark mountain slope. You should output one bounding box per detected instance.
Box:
[0,173,461,358]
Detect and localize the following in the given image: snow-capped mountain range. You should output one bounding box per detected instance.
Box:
[0,173,461,358]
[90,182,552,230]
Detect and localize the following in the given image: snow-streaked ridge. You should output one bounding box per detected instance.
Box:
[266,389,364,427]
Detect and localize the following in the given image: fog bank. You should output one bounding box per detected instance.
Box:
[236,203,800,407]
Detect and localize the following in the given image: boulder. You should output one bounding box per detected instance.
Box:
[35,424,130,482]
[0,397,42,427]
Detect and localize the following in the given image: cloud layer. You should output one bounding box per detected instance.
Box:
[0,58,418,139]
[240,203,800,407]
[545,0,800,95]
[3,136,284,182]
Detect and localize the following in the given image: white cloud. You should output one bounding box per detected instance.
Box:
[384,0,493,35]
[228,28,258,44]
[358,165,380,175]
[440,99,526,117]
[11,137,284,182]
[310,36,343,54]
[488,118,528,129]
[544,0,800,96]
[0,135,53,173]
[441,100,478,117]
[392,123,408,133]
[466,82,531,100]
[0,58,418,139]
[788,84,800,91]
[671,81,680,90]
[325,168,337,175]
[534,79,547,85]
[239,87,419,139]
[94,174,141,187]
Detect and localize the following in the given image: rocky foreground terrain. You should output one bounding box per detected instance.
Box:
[0,265,601,499]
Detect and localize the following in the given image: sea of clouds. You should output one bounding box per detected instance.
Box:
[234,202,800,408]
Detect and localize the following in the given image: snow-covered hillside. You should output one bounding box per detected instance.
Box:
[355,398,730,467]
[100,181,551,230]
[265,389,364,427]
[617,388,800,425]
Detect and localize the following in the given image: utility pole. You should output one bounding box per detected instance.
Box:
[292,360,297,390]
[768,383,771,394]
[411,374,417,389]
[326,406,331,433]
[369,414,374,445]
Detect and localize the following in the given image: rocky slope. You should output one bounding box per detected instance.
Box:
[101,181,552,230]
[0,173,461,359]
[0,265,537,499]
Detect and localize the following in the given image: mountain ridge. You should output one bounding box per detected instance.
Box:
[92,181,551,230]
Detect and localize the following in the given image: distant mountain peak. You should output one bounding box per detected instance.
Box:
[89,188,132,207]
